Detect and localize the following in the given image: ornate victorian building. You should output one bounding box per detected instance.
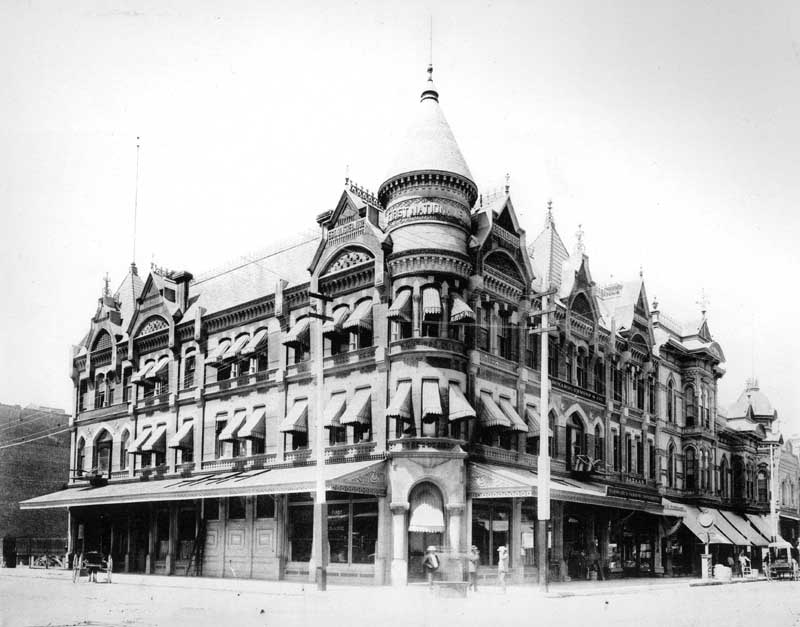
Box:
[23,66,789,584]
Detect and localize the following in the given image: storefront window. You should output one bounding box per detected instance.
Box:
[288,497,313,562]
[156,509,169,560]
[472,501,511,566]
[256,495,275,518]
[228,496,246,520]
[520,504,536,566]
[177,508,196,560]
[204,498,220,520]
[352,501,378,564]
[326,494,378,565]
[328,502,350,563]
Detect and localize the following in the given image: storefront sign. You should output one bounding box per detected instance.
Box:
[606,486,662,504]
[386,198,469,228]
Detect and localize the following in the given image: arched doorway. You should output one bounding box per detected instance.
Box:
[407,482,445,581]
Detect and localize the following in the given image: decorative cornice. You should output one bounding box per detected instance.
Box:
[387,249,472,280]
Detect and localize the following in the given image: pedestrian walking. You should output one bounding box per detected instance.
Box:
[468,545,479,591]
[106,554,113,583]
[497,545,508,593]
[72,552,83,583]
[422,546,439,588]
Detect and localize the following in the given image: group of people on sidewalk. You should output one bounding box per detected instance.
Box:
[422,544,509,593]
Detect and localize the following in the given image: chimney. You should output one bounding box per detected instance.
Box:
[172,270,193,313]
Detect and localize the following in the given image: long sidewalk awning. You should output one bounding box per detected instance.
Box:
[717,509,769,547]
[467,463,671,515]
[679,505,738,545]
[20,460,386,510]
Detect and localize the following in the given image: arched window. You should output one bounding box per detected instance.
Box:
[667,443,675,488]
[576,348,588,388]
[702,388,709,427]
[648,377,656,414]
[548,412,558,458]
[685,386,696,427]
[719,457,728,498]
[566,413,585,469]
[76,437,86,476]
[685,447,696,491]
[94,373,106,409]
[594,424,603,461]
[120,430,130,471]
[705,450,712,491]
[732,457,744,498]
[626,433,634,473]
[571,293,593,319]
[94,430,113,475]
[565,344,575,384]
[667,380,675,422]
[757,469,769,503]
[183,348,197,389]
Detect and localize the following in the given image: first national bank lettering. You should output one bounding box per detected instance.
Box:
[386,197,470,228]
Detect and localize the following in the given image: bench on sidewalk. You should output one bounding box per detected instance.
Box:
[433,580,469,598]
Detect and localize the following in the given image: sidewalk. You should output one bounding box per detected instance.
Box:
[0,566,768,600]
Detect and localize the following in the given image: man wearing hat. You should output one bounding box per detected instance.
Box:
[468,545,480,591]
[497,545,509,593]
[422,546,440,588]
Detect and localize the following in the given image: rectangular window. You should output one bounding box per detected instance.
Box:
[636,439,643,475]
[79,380,88,412]
[525,333,540,370]
[649,442,656,479]
[613,369,622,403]
[204,498,220,520]
[122,371,130,404]
[183,355,196,389]
[288,503,313,562]
[351,501,378,564]
[595,361,605,395]
[478,307,490,351]
[613,433,620,471]
[256,495,275,519]
[548,337,559,378]
[215,418,227,459]
[328,501,349,563]
[648,378,656,414]
[626,435,633,473]
[228,496,246,520]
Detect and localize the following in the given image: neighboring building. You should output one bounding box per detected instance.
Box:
[0,403,70,565]
[22,65,787,584]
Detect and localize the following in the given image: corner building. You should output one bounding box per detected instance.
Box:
[23,67,784,584]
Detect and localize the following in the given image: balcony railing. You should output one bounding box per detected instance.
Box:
[284,449,313,464]
[142,392,169,408]
[286,360,311,378]
[109,469,129,479]
[77,402,128,421]
[324,346,377,369]
[325,441,378,461]
[389,337,465,357]
[389,437,466,455]
[470,443,536,467]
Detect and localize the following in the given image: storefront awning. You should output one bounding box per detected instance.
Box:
[708,508,750,546]
[128,428,154,454]
[387,290,412,322]
[746,513,785,544]
[141,425,167,453]
[499,398,528,433]
[449,295,474,322]
[283,318,310,347]
[679,505,736,545]
[279,399,308,433]
[386,382,413,422]
[218,412,248,442]
[422,287,441,319]
[324,393,347,428]
[342,300,373,331]
[408,484,445,533]
[467,463,671,515]
[238,409,266,439]
[717,510,769,547]
[448,385,475,421]
[241,328,268,356]
[421,381,442,421]
[168,421,194,450]
[341,388,371,425]
[20,460,387,510]
[322,307,350,336]
[479,395,511,429]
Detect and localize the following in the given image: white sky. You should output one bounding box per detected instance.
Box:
[1,1,798,432]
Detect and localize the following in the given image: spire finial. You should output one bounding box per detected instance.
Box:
[103,272,111,298]
[545,199,554,227]
[696,288,709,319]
[132,136,140,267]
[652,296,659,311]
[505,173,510,195]
[345,164,350,186]
[639,264,643,278]
[574,224,585,255]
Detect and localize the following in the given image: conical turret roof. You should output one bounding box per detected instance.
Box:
[381,65,474,187]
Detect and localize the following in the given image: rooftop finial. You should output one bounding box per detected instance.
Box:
[574,224,585,255]
[345,164,350,186]
[652,296,659,311]
[421,63,439,102]
[545,199,554,227]
[697,288,709,319]
[132,136,140,268]
[103,272,111,298]
[639,264,643,278]
[505,173,510,195]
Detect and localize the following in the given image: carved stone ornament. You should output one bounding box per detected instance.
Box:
[323,248,374,275]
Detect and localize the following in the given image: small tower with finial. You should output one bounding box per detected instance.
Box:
[574,224,585,256]
[696,288,710,320]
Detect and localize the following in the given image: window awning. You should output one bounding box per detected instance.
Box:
[680,505,736,545]
[283,318,310,347]
[341,388,372,425]
[322,307,350,336]
[146,357,169,381]
[408,486,445,533]
[20,459,387,509]
[342,300,373,331]
[718,510,769,547]
[480,395,511,428]
[241,328,268,356]
[226,334,251,360]
[279,400,308,433]
[422,287,441,319]
[324,394,347,428]
[168,421,194,450]
[746,513,780,543]
[238,409,266,439]
[218,412,248,442]
[387,290,412,322]
[141,425,167,453]
[707,508,750,546]
[131,362,156,386]
[448,385,475,421]
[208,340,233,366]
[386,381,413,422]
[499,398,528,433]
[128,428,154,454]
[525,406,546,437]
[449,295,475,322]
[421,381,442,421]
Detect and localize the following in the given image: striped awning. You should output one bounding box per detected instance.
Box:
[450,295,474,322]
[279,400,308,433]
[146,356,169,381]
[342,300,373,331]
[499,398,528,433]
[141,424,167,453]
[408,486,445,533]
[219,412,248,442]
[324,393,347,428]
[283,318,311,347]
[208,340,233,365]
[386,381,413,422]
[128,428,154,454]
[421,380,442,421]
[226,334,251,360]
[131,361,156,385]
[480,395,512,428]
[168,421,194,450]
[239,409,266,439]
[241,328,268,356]
[322,307,350,336]
[448,385,476,421]
[422,287,441,319]
[524,406,552,437]
[341,388,372,425]
[387,290,412,322]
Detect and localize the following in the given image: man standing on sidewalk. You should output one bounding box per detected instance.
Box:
[468,546,479,591]
[497,545,508,593]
